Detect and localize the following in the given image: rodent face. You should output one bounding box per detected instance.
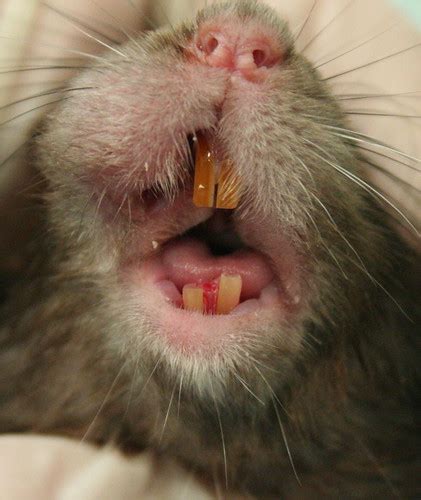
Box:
[36,0,385,398]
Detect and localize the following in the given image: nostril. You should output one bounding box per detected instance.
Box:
[252,49,267,67]
[206,36,219,54]
[198,33,220,56]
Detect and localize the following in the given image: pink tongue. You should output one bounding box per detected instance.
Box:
[161,237,273,300]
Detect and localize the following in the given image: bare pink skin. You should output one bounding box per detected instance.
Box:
[123,227,298,354]
[125,266,284,355]
[160,238,274,299]
[189,16,284,81]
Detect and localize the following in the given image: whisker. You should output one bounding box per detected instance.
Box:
[306,152,417,318]
[13,177,46,197]
[321,124,421,164]
[123,355,140,422]
[344,111,421,119]
[137,358,161,400]
[0,35,112,65]
[210,382,228,489]
[295,174,351,281]
[362,158,421,193]
[349,254,412,321]
[301,0,354,53]
[0,139,29,169]
[232,371,265,406]
[308,188,371,271]
[64,23,128,59]
[0,96,70,127]
[159,381,177,443]
[177,372,184,417]
[355,144,420,174]
[336,91,421,101]
[127,193,133,228]
[42,2,123,45]
[0,85,94,113]
[332,132,421,168]
[299,186,350,281]
[77,189,97,242]
[80,363,126,443]
[271,395,301,485]
[294,0,318,43]
[254,365,290,418]
[315,22,397,69]
[0,54,85,62]
[86,0,144,49]
[235,344,281,374]
[0,65,89,75]
[304,140,419,235]
[92,187,108,231]
[323,41,421,80]
[112,193,129,223]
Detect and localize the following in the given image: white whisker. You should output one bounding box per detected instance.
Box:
[232,371,265,406]
[303,138,419,236]
[80,363,125,443]
[159,381,177,443]
[272,395,301,485]
[211,382,228,490]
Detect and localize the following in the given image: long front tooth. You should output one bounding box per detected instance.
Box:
[216,274,242,314]
[193,133,216,208]
[215,159,240,209]
[182,284,204,312]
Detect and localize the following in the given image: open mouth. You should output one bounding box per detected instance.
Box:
[129,131,281,317]
[151,211,279,316]
[116,129,300,352]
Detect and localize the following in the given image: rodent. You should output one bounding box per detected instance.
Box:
[0,1,420,498]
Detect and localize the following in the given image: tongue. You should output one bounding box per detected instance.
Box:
[161,237,274,301]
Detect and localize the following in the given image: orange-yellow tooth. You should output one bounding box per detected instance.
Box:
[215,159,240,209]
[193,133,216,208]
[216,274,242,315]
[182,284,204,312]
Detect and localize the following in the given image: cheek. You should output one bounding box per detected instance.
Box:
[53,62,228,199]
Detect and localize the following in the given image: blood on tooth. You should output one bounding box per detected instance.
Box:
[202,280,219,314]
[181,274,243,315]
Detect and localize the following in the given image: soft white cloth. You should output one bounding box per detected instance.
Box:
[0,434,212,499]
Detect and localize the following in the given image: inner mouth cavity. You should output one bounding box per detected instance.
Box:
[156,213,276,316]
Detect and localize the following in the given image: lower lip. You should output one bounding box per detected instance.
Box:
[122,247,289,355]
[125,275,285,355]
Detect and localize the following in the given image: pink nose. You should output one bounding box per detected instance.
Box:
[191,23,283,80]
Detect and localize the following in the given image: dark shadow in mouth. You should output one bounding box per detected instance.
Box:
[182,210,247,256]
